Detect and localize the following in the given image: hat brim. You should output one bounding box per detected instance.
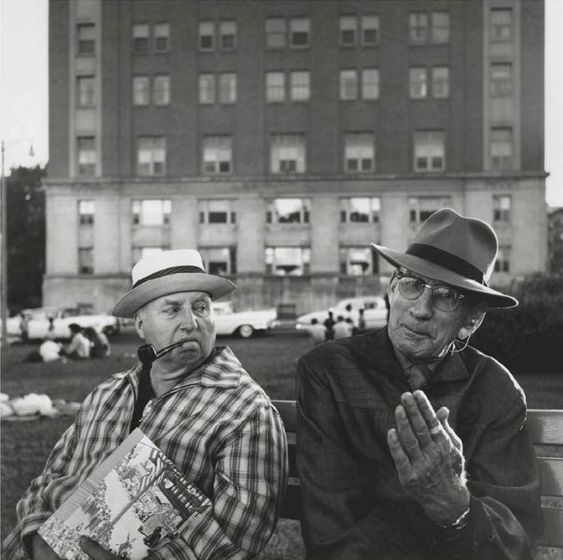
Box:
[113,273,237,318]
[370,243,518,309]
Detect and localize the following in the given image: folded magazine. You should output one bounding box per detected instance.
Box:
[38,428,210,559]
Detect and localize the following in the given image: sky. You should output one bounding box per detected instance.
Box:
[1,0,562,207]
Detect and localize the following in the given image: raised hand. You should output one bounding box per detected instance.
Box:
[387,390,470,526]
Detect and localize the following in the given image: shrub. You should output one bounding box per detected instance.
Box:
[472,275,563,374]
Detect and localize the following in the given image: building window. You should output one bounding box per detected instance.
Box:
[153,75,170,105]
[266,72,285,103]
[290,71,310,101]
[494,245,511,273]
[340,16,357,46]
[137,137,166,176]
[491,63,513,97]
[200,247,236,276]
[78,247,94,274]
[340,247,376,276]
[431,67,449,98]
[290,17,310,48]
[410,68,428,98]
[431,12,450,43]
[490,127,513,169]
[267,198,310,224]
[199,21,214,50]
[132,246,169,264]
[77,136,96,176]
[409,196,450,225]
[77,76,96,108]
[409,12,428,44]
[133,76,150,105]
[265,247,311,276]
[340,70,358,100]
[414,131,445,172]
[493,195,511,223]
[199,199,236,224]
[78,200,95,225]
[132,23,150,53]
[219,20,237,50]
[266,18,286,49]
[271,134,306,174]
[199,74,215,104]
[362,69,379,99]
[340,197,381,223]
[132,199,171,226]
[344,133,375,173]
[153,23,170,52]
[203,136,232,174]
[219,73,237,104]
[490,8,512,42]
[362,15,379,45]
[77,23,95,55]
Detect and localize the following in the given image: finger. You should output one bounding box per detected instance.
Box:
[395,404,423,459]
[412,390,445,441]
[400,392,433,447]
[437,407,463,451]
[387,428,412,479]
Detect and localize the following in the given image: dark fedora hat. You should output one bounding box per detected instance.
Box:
[370,208,518,308]
[113,249,236,318]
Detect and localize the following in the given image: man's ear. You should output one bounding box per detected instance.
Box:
[134,312,145,340]
[458,306,487,340]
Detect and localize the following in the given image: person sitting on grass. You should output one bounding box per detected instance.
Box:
[61,323,90,359]
[83,327,111,359]
[3,249,288,560]
[296,208,542,560]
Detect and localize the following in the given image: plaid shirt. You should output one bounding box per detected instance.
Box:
[3,346,288,560]
[297,328,543,560]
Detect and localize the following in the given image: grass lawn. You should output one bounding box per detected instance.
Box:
[2,330,562,558]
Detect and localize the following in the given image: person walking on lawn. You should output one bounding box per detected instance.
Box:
[3,249,288,560]
[296,208,542,560]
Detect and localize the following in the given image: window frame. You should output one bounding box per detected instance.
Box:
[136,137,166,176]
[77,136,97,176]
[413,131,446,172]
[202,135,233,175]
[153,22,170,52]
[270,134,306,174]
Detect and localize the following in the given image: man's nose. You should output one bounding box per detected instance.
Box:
[410,286,434,317]
[179,308,198,331]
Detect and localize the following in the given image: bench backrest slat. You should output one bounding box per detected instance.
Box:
[273,401,563,548]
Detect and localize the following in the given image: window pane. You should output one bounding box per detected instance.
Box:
[78,200,95,225]
[77,23,95,54]
[199,21,214,50]
[266,72,285,102]
[77,76,96,107]
[78,248,94,274]
[414,131,445,172]
[219,20,237,50]
[290,71,310,101]
[491,63,513,97]
[137,137,166,175]
[362,68,379,99]
[431,12,449,43]
[340,16,357,46]
[133,23,149,53]
[266,18,286,49]
[362,15,379,45]
[153,75,170,105]
[341,247,373,275]
[271,134,306,173]
[490,127,513,169]
[409,13,428,43]
[154,23,170,51]
[133,76,150,105]
[345,133,374,173]
[340,70,358,100]
[265,246,310,276]
[203,136,232,174]
[410,68,428,98]
[219,73,237,104]
[431,67,449,98]
[77,136,96,175]
[491,8,512,42]
[290,17,310,47]
[199,74,215,104]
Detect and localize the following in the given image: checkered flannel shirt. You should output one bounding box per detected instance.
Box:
[3,346,288,560]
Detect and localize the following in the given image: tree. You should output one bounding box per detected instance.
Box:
[6,165,46,313]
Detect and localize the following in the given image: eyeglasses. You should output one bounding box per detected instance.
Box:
[394,273,466,312]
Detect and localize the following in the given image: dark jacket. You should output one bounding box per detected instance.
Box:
[296,328,542,560]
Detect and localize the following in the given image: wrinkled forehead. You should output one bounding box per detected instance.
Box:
[137,290,212,314]
[396,267,457,290]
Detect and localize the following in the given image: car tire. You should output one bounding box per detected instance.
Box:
[238,325,254,339]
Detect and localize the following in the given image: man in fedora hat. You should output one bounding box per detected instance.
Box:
[4,249,287,560]
[296,209,542,560]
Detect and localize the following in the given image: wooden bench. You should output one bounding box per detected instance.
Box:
[272,400,563,549]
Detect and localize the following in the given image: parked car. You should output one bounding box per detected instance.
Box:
[212,301,277,338]
[296,295,388,334]
[9,307,120,340]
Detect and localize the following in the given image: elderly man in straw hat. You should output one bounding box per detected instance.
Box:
[297,209,542,560]
[3,249,287,560]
